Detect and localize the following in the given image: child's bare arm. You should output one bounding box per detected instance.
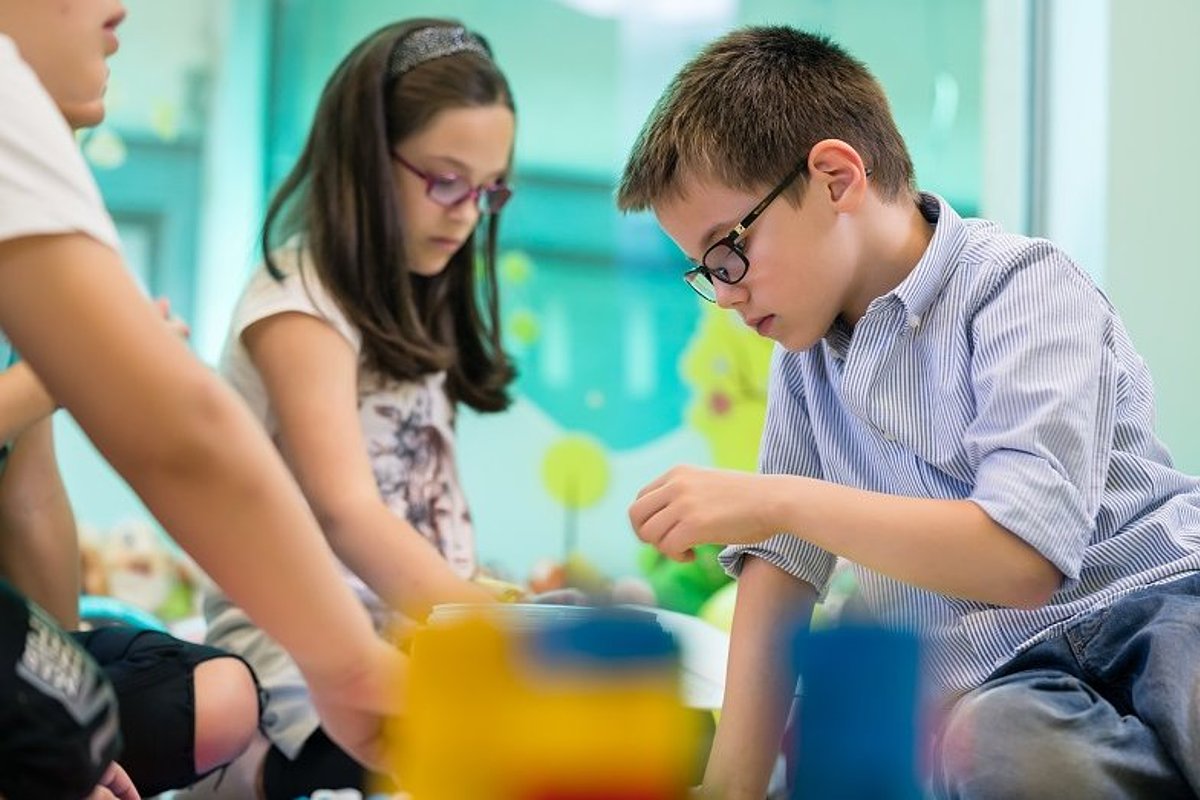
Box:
[242,311,493,619]
[769,477,1062,607]
[633,466,1061,608]
[0,419,78,626]
[0,361,55,443]
[702,556,814,800]
[0,232,403,766]
[0,299,184,445]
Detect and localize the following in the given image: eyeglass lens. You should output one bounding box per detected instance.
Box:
[427,175,511,213]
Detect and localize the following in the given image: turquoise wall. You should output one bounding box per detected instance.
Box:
[261,0,985,578]
[63,0,985,582]
[53,0,1200,598]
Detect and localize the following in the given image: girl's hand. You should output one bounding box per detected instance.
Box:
[628,466,787,562]
[472,574,527,603]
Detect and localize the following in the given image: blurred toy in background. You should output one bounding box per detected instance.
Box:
[681,305,774,477]
[639,543,732,615]
[473,573,530,603]
[78,520,203,624]
[527,557,566,595]
[536,432,662,606]
[527,551,656,606]
[611,573,658,605]
[697,577,738,633]
[387,607,699,799]
[789,623,923,799]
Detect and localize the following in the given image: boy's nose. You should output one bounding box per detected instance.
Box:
[712,278,745,308]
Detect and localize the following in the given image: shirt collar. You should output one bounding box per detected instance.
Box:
[888,192,968,320]
[822,192,967,359]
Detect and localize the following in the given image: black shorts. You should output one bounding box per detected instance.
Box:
[262,726,366,800]
[0,579,120,800]
[72,625,257,797]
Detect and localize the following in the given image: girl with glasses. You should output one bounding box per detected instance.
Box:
[196,18,517,798]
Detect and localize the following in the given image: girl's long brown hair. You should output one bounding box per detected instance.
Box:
[262,18,515,412]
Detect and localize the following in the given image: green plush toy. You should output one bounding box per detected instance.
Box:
[638,543,733,615]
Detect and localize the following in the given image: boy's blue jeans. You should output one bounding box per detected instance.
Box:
[933,572,1200,800]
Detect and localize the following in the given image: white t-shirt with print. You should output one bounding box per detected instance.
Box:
[218,244,478,612]
[206,244,479,758]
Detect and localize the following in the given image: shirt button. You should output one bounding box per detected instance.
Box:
[906,314,921,330]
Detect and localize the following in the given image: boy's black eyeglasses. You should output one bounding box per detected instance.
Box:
[394,152,512,214]
[683,156,873,302]
[683,157,809,302]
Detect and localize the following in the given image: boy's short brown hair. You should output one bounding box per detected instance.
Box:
[618,26,915,211]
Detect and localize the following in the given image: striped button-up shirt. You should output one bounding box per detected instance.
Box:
[721,193,1200,694]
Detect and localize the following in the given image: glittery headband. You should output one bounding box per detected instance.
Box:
[386,25,491,79]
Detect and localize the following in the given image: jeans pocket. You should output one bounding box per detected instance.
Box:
[1063,605,1109,664]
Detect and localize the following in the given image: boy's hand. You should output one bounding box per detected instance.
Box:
[304,639,407,776]
[629,466,782,561]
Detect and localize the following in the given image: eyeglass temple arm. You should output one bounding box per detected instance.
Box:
[729,157,811,238]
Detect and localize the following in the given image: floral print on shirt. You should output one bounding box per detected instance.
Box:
[359,370,476,579]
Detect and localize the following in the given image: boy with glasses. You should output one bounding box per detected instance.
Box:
[623,25,1200,800]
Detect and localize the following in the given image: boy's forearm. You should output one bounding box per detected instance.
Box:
[0,420,79,627]
[765,475,1061,607]
[703,556,813,800]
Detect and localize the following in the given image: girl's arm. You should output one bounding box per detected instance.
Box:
[241,310,494,620]
[0,233,403,768]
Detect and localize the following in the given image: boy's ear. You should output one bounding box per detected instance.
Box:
[808,139,870,209]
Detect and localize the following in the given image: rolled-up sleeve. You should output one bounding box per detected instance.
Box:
[720,346,838,598]
[965,245,1116,585]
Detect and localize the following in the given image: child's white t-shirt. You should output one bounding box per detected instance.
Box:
[0,35,119,251]
[0,33,120,381]
[209,244,479,758]
[218,245,478,601]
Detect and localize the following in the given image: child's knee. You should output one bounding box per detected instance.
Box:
[934,678,1102,799]
[193,656,261,774]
